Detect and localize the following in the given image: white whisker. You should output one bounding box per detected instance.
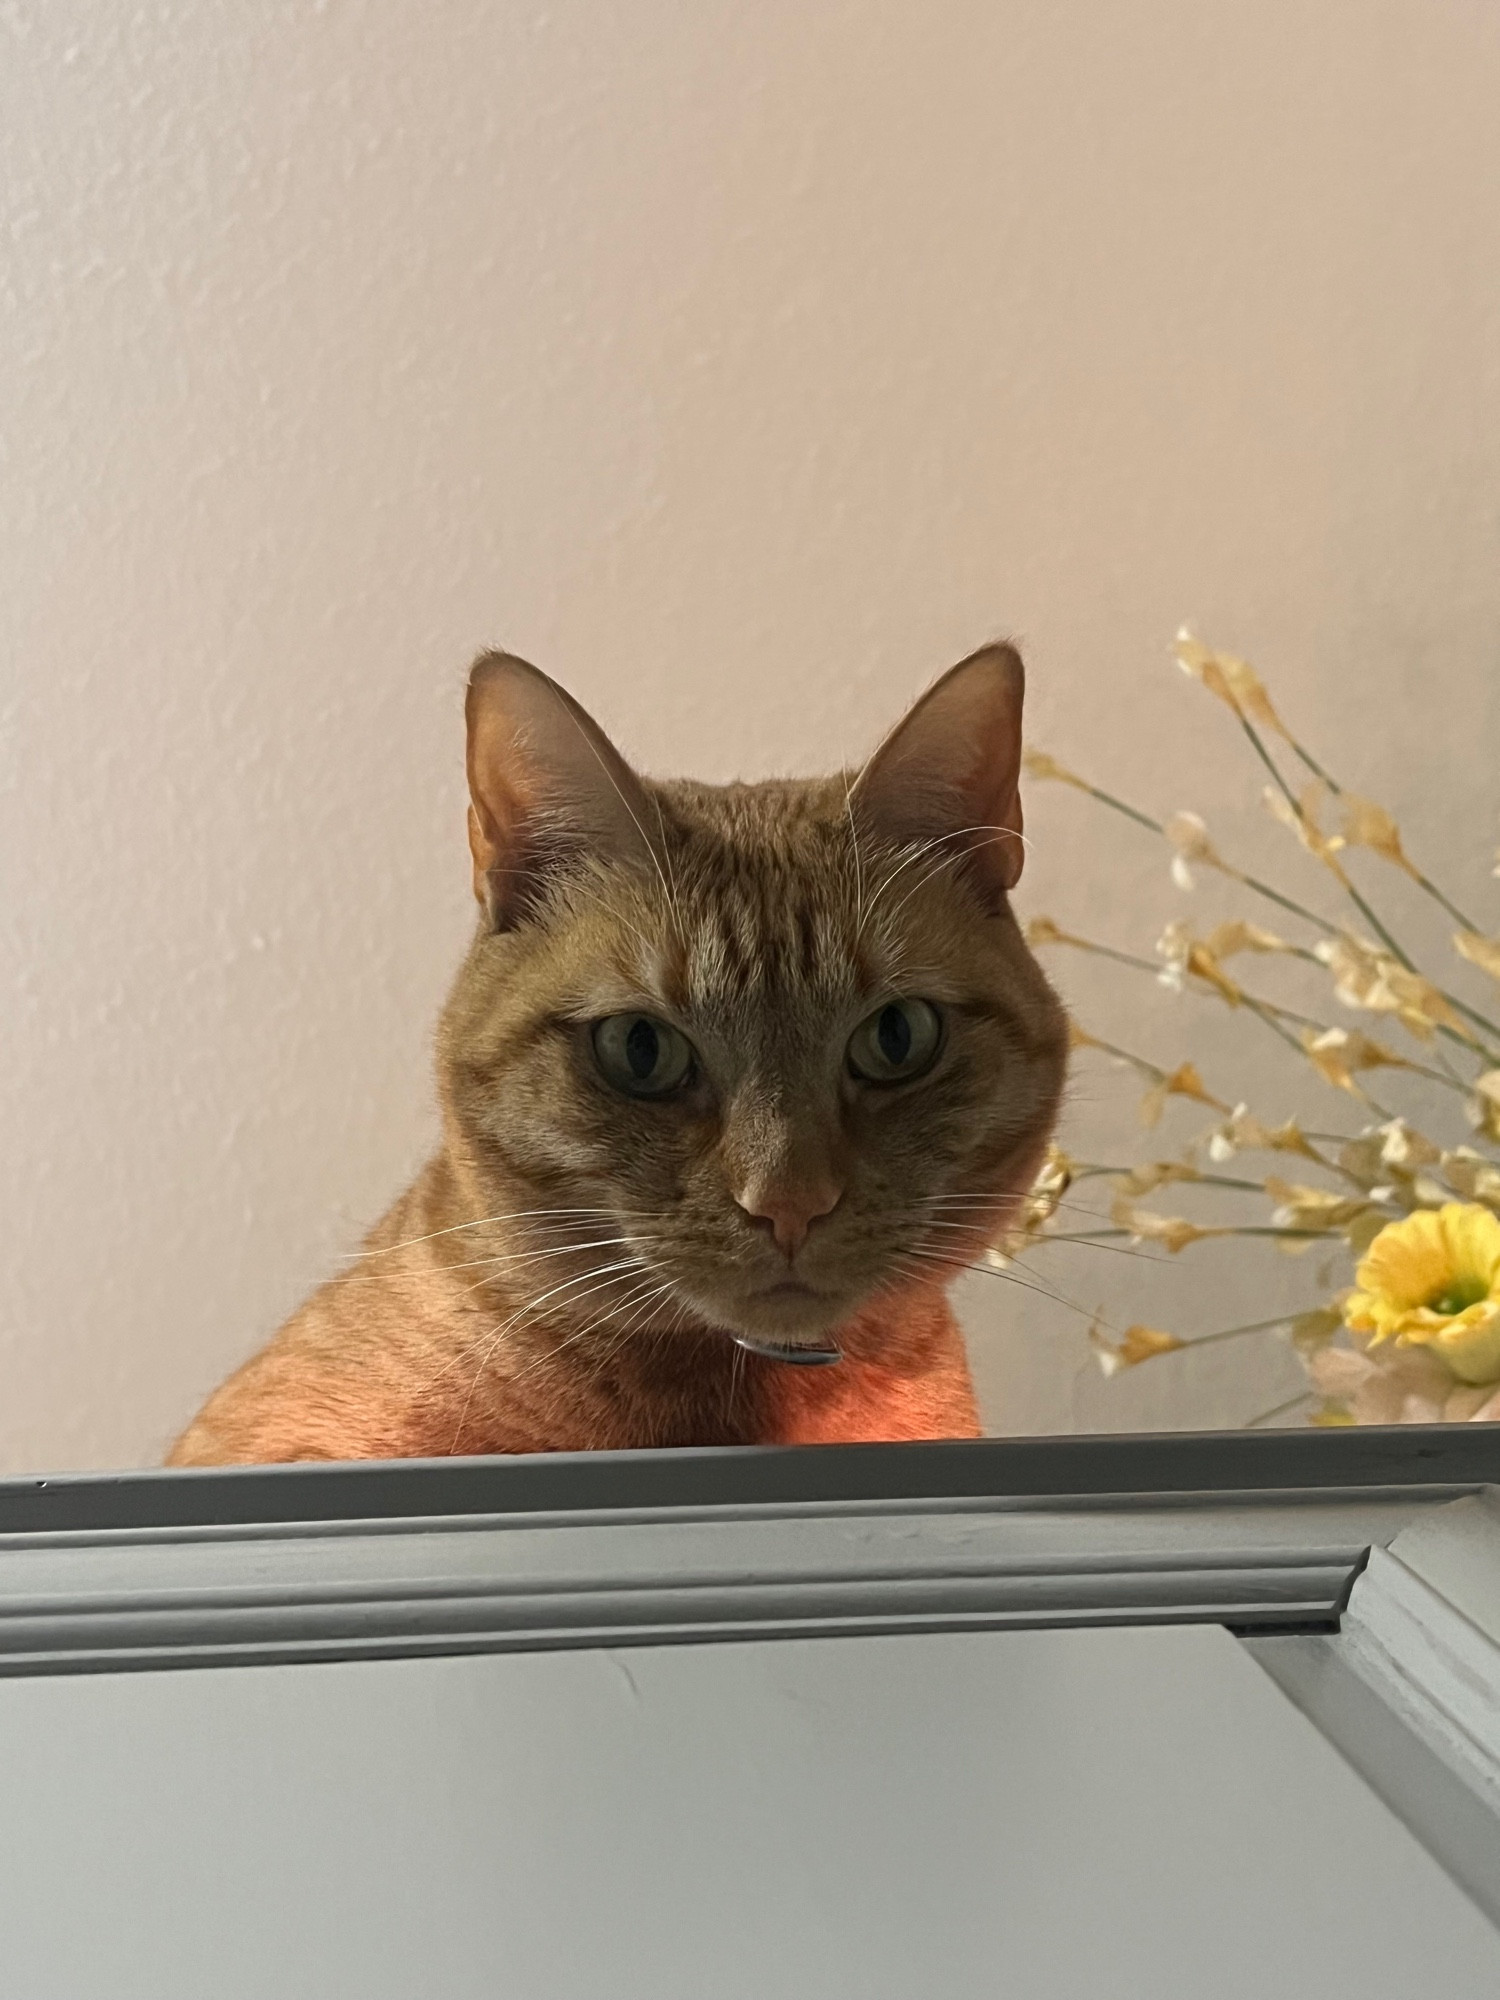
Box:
[337,1232,655,1292]
[349,1207,629,1260]
[501,1273,675,1392]
[898,1242,1100,1323]
[880,830,1028,931]
[429,1255,647,1418]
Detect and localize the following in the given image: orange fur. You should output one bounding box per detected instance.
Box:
[168,646,1065,1466]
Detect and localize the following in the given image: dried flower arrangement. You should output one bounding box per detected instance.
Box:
[1004,633,1500,1427]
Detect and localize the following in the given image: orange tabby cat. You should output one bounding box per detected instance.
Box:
[168,644,1067,1464]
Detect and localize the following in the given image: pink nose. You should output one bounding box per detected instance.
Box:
[737,1178,842,1259]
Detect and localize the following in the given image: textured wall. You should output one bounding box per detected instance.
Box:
[3,1,1499,1471]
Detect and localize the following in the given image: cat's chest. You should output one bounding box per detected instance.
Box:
[762,1355,981,1445]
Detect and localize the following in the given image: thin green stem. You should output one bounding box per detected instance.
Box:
[1430,1040,1472,1091]
[1285,737,1338,792]
[1344,887,1410,965]
[1236,994,1397,1120]
[1073,939,1166,979]
[1224,870,1338,935]
[1065,772,1341,938]
[1071,1161,1272,1194]
[1185,1313,1300,1348]
[1415,869,1481,934]
[1069,779,1165,836]
[1195,1172,1289,1193]
[1241,712,1303,818]
[1211,1226,1341,1239]
[1037,1230,1133,1242]
[1071,1030,1219,1100]
[1244,1390,1314,1429]
[1053,930,1407,1117]
[1238,714,1414,968]
[1041,1226,1335,1244]
[1285,732,1482,932]
[1050,743,1500,1057]
[1240,994,1314,1059]
[1436,989,1500,1057]
[1071,1156,1371,1201]
[1241,715,1500,1056]
[1247,994,1464,1095]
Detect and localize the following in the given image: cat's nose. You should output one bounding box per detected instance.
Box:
[736,1177,842,1260]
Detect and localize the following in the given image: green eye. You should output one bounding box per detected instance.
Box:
[846,999,944,1084]
[592,1014,696,1098]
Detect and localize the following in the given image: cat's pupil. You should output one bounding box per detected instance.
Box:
[877,1005,912,1066]
[625,1016,660,1079]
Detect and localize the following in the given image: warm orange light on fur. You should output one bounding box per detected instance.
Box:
[168,646,1065,1466]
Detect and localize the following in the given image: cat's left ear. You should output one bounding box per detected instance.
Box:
[465,651,657,929]
[853,642,1028,905]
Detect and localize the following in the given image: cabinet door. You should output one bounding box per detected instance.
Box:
[0,1622,1495,1999]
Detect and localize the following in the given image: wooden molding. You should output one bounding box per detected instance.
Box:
[1250,1488,1500,1930]
[0,1427,1494,1678]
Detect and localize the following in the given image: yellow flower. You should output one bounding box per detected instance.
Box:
[1345,1204,1500,1385]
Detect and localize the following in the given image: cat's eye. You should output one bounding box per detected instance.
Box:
[845,999,944,1084]
[591,1013,696,1099]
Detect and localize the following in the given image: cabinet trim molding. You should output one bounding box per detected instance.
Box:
[0,1428,1493,1678]
[1249,1489,1500,1929]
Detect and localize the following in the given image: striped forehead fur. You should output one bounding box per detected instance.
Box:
[632,775,906,1013]
[599,772,1004,1022]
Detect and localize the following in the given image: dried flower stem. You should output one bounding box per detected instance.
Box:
[1284,732,1482,934]
[1042,633,1500,1430]
[1428,1040,1478,1091]
[1071,1163,1268,1194]
[1069,1027,1377,1186]
[1055,772,1342,938]
[1071,1026,1194,1086]
[1042,1226,1335,1245]
[1061,936,1162,979]
[1240,994,1330,1065]
[1440,997,1500,1061]
[1065,779,1163,837]
[1244,1390,1315,1428]
[1237,714,1408,955]
[1185,1313,1305,1349]
[1241,714,1500,1056]
[1049,929,1402,1113]
[1050,742,1500,1060]
[1246,995,1464,1095]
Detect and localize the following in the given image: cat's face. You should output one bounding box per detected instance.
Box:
[438,647,1068,1356]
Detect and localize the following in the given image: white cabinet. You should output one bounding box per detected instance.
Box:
[0,1430,1495,1997]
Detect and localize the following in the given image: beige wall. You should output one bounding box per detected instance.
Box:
[3,1,1499,1472]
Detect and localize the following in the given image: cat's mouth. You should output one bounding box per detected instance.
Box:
[729,1280,844,1364]
[666,1266,852,1364]
[715,1277,845,1364]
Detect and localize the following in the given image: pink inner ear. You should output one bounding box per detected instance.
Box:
[463,651,657,925]
[855,643,1027,902]
[974,776,1025,893]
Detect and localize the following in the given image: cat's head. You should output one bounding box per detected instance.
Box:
[437,645,1068,1357]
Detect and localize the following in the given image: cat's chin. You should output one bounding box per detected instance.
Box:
[684,1276,852,1347]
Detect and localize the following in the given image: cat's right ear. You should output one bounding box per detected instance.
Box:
[465,652,657,929]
